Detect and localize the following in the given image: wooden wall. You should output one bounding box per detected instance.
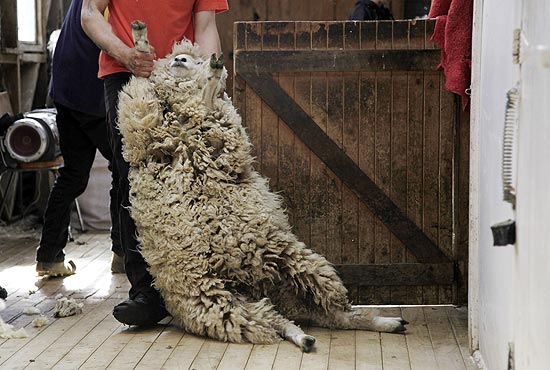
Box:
[233,20,469,305]
[0,0,407,112]
[0,0,66,114]
[217,0,407,95]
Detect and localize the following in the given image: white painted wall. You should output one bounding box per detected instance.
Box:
[469,0,521,368]
[514,1,550,368]
[471,0,550,369]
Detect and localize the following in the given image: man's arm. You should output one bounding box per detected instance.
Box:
[81,0,154,77]
[194,10,222,58]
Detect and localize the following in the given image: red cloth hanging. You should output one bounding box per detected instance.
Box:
[429,0,473,110]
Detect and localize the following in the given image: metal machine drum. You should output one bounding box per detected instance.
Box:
[4,108,60,163]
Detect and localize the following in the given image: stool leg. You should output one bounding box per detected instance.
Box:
[21,170,48,218]
[74,198,85,232]
[0,171,16,223]
[68,224,74,242]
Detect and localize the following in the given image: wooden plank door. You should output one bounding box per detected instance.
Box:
[233,20,469,305]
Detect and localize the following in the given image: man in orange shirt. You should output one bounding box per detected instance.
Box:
[81,0,228,326]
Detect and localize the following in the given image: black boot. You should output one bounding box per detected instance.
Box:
[113,292,169,326]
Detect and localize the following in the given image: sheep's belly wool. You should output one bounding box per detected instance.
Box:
[118,41,407,348]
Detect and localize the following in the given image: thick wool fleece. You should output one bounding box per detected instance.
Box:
[118,41,353,344]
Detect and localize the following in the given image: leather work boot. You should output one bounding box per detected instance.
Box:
[110,252,125,274]
[36,260,76,277]
[113,292,169,326]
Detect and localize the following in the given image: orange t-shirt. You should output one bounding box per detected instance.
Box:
[98,0,228,78]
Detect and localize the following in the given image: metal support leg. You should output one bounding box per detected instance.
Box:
[0,170,17,224]
[74,198,85,232]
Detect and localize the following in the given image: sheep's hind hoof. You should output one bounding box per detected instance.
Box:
[393,318,409,333]
[300,335,316,353]
[209,53,224,69]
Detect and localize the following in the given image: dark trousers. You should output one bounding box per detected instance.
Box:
[37,102,121,262]
[104,72,159,301]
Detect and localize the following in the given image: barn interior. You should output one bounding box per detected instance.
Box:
[1,0,548,369]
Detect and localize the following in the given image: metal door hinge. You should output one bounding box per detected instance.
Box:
[512,28,550,68]
[512,29,521,64]
[507,342,515,370]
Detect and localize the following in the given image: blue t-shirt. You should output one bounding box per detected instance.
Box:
[49,0,104,117]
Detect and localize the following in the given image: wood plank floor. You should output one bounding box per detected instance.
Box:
[0,228,476,370]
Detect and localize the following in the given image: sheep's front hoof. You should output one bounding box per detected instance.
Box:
[209,53,224,69]
[300,335,316,353]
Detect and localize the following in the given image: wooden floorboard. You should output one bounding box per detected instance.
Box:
[380,308,410,370]
[25,299,115,370]
[425,306,469,370]
[300,327,331,370]
[1,299,104,370]
[215,342,255,370]
[188,338,229,370]
[356,331,383,370]
[105,324,166,370]
[162,333,205,369]
[447,306,477,370]
[134,324,186,370]
[402,307,439,370]
[244,344,279,370]
[51,300,124,370]
[328,329,355,370]
[272,340,303,370]
[0,230,473,370]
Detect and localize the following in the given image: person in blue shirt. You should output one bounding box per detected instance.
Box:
[35,0,124,276]
[349,0,393,20]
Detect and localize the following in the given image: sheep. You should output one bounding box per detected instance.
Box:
[117,40,408,352]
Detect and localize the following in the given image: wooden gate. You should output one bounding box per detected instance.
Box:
[233,20,469,305]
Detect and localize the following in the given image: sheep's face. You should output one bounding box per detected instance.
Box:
[169,53,203,78]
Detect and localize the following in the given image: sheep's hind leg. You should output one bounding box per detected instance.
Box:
[278,241,350,312]
[273,242,408,334]
[347,307,408,333]
[311,307,408,333]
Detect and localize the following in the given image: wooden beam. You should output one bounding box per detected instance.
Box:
[0,53,19,64]
[390,0,405,19]
[336,263,455,286]
[235,49,441,74]
[0,91,13,115]
[20,63,41,112]
[40,0,54,46]
[0,0,18,49]
[20,53,47,63]
[18,44,45,53]
[240,72,450,264]
[3,62,21,114]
